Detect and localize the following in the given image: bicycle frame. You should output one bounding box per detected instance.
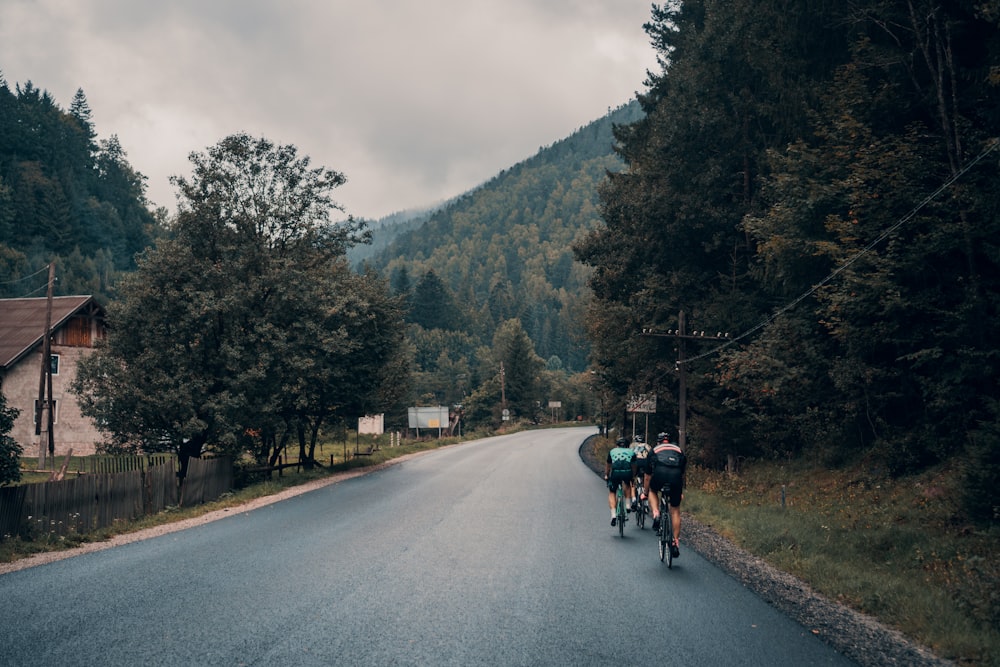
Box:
[615,483,627,537]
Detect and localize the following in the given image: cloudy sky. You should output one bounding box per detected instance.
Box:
[0,1,658,221]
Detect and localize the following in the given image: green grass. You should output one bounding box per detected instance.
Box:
[684,459,1000,666]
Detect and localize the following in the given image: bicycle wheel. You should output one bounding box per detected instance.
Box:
[616,488,625,537]
[657,492,669,562]
[664,510,674,568]
[635,483,646,529]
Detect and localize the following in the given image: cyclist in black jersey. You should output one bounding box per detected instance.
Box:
[642,432,686,558]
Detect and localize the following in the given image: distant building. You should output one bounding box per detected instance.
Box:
[0,296,107,458]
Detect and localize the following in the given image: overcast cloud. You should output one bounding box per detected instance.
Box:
[0,1,657,220]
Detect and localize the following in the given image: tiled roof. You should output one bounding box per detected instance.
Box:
[0,296,97,368]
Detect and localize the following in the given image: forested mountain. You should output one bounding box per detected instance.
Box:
[365,102,644,375]
[0,72,160,301]
[346,206,438,267]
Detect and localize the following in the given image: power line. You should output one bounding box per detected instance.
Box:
[16,282,52,298]
[0,264,51,286]
[678,138,1000,367]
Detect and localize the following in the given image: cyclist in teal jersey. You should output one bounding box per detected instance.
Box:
[604,437,637,526]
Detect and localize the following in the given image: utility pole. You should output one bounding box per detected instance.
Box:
[36,263,55,468]
[641,310,730,450]
[499,362,508,423]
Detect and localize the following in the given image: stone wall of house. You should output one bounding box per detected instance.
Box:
[4,344,101,460]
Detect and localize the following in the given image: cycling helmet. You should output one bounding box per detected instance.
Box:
[615,437,629,447]
[657,432,670,443]
[633,434,644,443]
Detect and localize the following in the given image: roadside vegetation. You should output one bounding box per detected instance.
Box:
[588,435,999,666]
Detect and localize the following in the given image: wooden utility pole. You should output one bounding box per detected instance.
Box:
[36,263,55,467]
[641,310,731,451]
[677,311,687,450]
[499,362,508,422]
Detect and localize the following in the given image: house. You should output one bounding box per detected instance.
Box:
[0,296,107,459]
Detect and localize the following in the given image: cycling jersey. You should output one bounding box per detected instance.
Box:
[649,442,685,473]
[632,443,652,464]
[606,446,635,490]
[607,446,636,472]
[648,442,685,506]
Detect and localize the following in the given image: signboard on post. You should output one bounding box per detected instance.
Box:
[358,414,384,435]
[627,394,657,414]
[408,406,450,436]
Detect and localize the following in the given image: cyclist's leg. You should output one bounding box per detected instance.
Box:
[647,471,663,522]
[667,474,683,555]
[607,480,618,524]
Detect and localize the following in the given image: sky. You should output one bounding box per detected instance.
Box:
[0,1,659,221]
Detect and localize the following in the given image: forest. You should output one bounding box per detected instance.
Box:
[360,101,644,373]
[574,1,1000,522]
[0,73,161,302]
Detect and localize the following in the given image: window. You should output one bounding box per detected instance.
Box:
[33,399,59,425]
[50,354,60,375]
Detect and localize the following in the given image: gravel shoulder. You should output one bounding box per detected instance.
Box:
[578,436,953,667]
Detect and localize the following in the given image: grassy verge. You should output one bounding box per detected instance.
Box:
[588,435,998,666]
[687,461,999,666]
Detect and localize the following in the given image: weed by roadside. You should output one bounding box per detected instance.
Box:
[687,460,999,666]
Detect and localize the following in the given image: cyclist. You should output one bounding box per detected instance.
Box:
[630,434,652,511]
[642,432,686,558]
[604,436,637,527]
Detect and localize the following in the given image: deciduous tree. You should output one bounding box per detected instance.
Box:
[73,134,402,471]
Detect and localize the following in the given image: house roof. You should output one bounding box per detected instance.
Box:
[0,296,100,368]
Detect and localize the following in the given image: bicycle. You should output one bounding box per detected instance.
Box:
[656,486,675,567]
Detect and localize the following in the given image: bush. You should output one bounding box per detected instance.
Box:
[962,419,1000,525]
[0,393,22,486]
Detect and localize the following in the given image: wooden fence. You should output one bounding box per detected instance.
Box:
[0,456,232,540]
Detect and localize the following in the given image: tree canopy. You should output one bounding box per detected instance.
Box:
[575,0,1000,522]
[0,75,161,301]
[72,134,404,469]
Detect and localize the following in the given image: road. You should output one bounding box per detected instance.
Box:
[0,427,855,666]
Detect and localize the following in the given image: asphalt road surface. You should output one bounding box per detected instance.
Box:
[0,427,856,666]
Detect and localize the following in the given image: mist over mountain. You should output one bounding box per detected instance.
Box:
[359,101,644,372]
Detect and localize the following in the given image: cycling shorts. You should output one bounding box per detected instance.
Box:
[648,466,683,507]
[606,469,633,491]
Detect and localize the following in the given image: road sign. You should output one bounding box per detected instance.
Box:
[627,394,657,413]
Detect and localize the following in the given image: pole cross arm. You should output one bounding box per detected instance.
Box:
[640,328,731,341]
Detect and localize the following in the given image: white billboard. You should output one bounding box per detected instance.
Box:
[358,414,384,435]
[407,406,450,429]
